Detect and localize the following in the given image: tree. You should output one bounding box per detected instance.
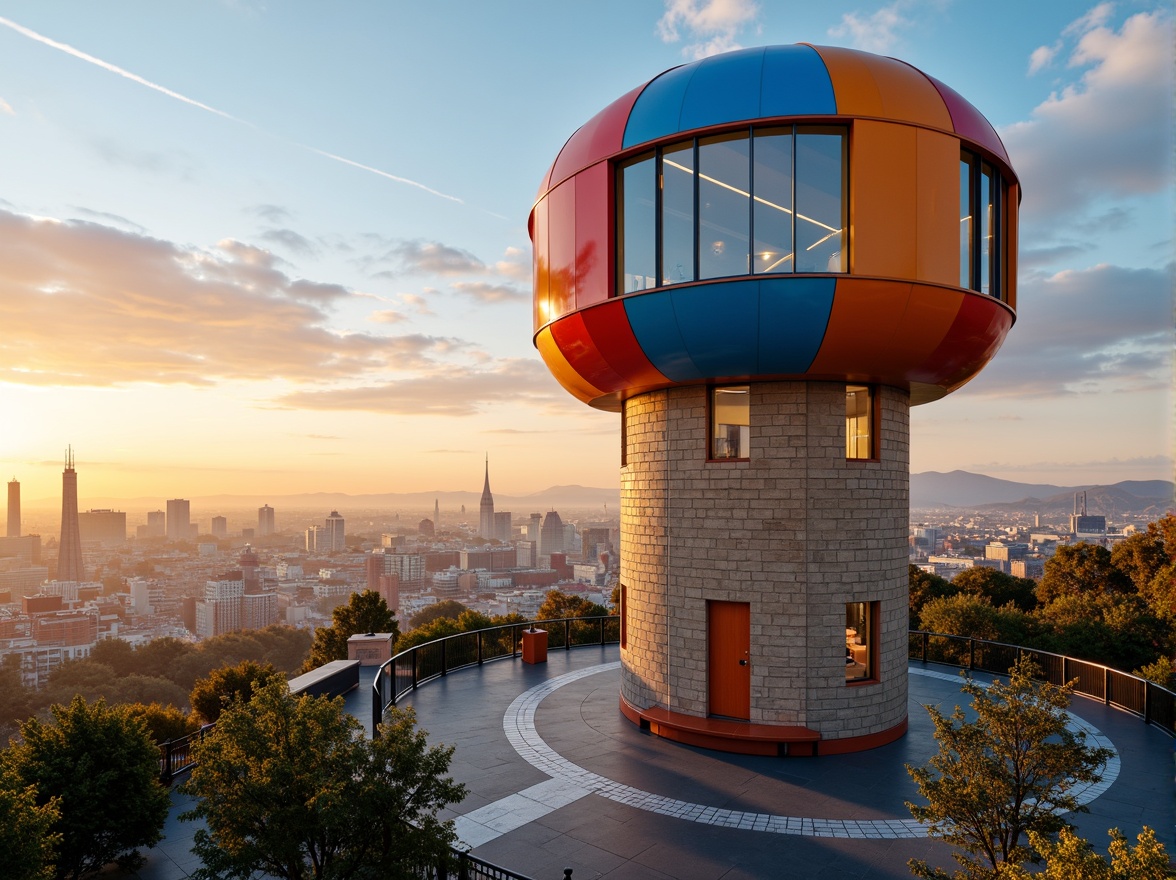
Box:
[910,566,958,627]
[1111,530,1167,594]
[906,656,1114,879]
[0,653,32,745]
[1038,542,1132,605]
[189,660,284,725]
[408,600,469,629]
[121,702,199,744]
[536,589,610,620]
[0,762,60,880]
[1003,826,1170,880]
[304,590,399,672]
[181,678,465,880]
[951,567,1037,613]
[3,696,170,880]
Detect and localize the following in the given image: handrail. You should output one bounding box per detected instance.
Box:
[907,630,1175,737]
[372,616,619,736]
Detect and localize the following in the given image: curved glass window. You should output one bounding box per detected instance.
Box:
[617,126,847,294]
[960,150,1006,300]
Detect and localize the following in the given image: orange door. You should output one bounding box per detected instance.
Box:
[708,600,750,720]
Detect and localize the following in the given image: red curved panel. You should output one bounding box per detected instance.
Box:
[580,300,669,388]
[922,73,1012,168]
[549,311,629,393]
[547,180,576,321]
[575,162,611,308]
[916,294,1013,391]
[549,83,646,190]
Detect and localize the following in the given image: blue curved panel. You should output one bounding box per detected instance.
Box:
[756,277,835,374]
[622,64,695,149]
[761,45,837,117]
[679,48,766,133]
[623,290,704,382]
[671,281,759,377]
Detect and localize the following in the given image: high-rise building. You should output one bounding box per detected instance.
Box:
[78,509,127,545]
[57,448,84,583]
[494,511,512,543]
[146,510,165,537]
[540,510,564,558]
[7,478,19,538]
[210,516,228,538]
[530,45,1019,754]
[306,526,323,552]
[166,499,191,542]
[478,456,495,540]
[258,504,275,536]
[325,511,345,552]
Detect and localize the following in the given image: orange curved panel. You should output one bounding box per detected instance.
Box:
[531,197,549,333]
[814,46,950,128]
[851,121,917,279]
[535,326,604,405]
[807,278,912,378]
[915,128,960,287]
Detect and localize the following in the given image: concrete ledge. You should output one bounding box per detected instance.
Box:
[288,659,360,700]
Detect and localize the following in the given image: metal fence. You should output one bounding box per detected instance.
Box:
[372,616,620,734]
[908,630,1175,737]
[419,849,573,880]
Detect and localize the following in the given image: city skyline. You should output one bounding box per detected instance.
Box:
[0,1,1171,502]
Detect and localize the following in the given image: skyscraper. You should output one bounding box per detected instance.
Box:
[478,456,495,540]
[57,448,84,582]
[166,499,191,542]
[7,478,19,538]
[258,504,275,537]
[434,498,440,530]
[325,510,345,552]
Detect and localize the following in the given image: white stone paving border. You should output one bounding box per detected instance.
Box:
[456,661,1120,844]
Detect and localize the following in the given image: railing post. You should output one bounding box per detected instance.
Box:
[921,631,928,663]
[1104,667,1111,706]
[441,638,448,676]
[477,630,483,665]
[565,618,571,651]
[412,648,419,691]
[968,638,975,670]
[599,616,605,645]
[458,849,470,880]
[1144,681,1153,725]
[160,740,172,785]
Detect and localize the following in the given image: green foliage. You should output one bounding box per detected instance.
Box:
[1112,530,1168,594]
[1038,542,1132,605]
[1134,656,1176,689]
[536,589,610,621]
[918,594,1033,645]
[0,654,32,745]
[950,567,1037,613]
[121,702,199,744]
[304,590,399,672]
[408,600,469,629]
[3,696,170,880]
[89,638,137,676]
[906,657,1114,879]
[189,660,284,725]
[1037,592,1170,672]
[0,762,60,880]
[1002,826,1172,880]
[910,566,958,627]
[181,679,465,880]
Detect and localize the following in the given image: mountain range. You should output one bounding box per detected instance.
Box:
[910,470,1173,516]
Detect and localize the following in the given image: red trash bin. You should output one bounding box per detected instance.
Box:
[521,627,548,664]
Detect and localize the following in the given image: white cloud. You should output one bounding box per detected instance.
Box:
[828,1,914,53]
[450,280,528,304]
[1003,8,1174,223]
[1028,43,1059,75]
[657,0,760,60]
[0,97,13,115]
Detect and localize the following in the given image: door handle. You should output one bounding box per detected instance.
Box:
[738,659,748,666]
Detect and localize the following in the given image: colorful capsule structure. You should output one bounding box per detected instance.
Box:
[531,44,1018,754]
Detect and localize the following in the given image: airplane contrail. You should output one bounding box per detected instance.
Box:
[0,16,466,205]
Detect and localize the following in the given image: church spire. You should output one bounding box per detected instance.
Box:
[478,454,495,540]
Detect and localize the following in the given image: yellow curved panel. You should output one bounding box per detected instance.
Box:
[535,327,604,405]
[851,120,917,279]
[915,128,959,287]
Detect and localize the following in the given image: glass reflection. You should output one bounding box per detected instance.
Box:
[795,132,845,273]
[661,143,696,286]
[698,134,750,280]
[753,130,794,275]
[620,155,656,293]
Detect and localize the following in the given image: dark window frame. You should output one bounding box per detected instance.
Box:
[708,384,750,462]
[845,384,878,462]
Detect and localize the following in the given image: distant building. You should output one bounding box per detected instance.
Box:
[479,457,495,540]
[210,515,228,538]
[305,526,323,552]
[57,448,84,582]
[1010,558,1045,581]
[7,478,19,538]
[79,509,127,545]
[166,499,191,542]
[418,518,435,537]
[0,535,42,565]
[325,511,345,552]
[540,510,564,558]
[258,504,275,537]
[146,509,165,537]
[494,511,512,543]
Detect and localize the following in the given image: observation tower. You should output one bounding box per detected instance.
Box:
[530,44,1018,754]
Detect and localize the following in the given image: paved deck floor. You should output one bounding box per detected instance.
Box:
[130,645,1172,880]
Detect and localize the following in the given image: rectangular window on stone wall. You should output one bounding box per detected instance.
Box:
[845,601,876,682]
[710,385,749,460]
[845,385,874,459]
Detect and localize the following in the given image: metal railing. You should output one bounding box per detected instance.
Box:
[420,850,573,880]
[908,630,1175,737]
[372,616,620,734]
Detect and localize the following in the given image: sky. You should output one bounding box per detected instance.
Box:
[0,0,1171,506]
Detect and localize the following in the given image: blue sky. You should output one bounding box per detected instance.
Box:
[0,0,1171,503]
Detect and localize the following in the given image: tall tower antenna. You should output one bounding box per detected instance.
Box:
[57,446,84,582]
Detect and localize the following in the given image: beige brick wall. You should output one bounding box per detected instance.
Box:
[620,381,909,741]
